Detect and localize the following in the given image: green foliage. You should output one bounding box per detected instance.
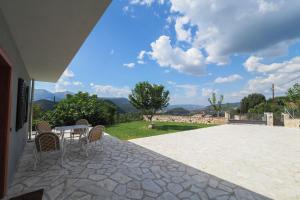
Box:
[32,104,43,130]
[115,112,143,123]
[286,83,300,102]
[240,93,266,113]
[129,82,170,123]
[208,93,224,117]
[106,121,215,140]
[165,107,190,116]
[43,92,117,126]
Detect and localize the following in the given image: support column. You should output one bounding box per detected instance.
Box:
[28,79,35,140]
[224,112,230,123]
[264,112,273,126]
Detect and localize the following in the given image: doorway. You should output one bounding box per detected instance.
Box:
[0,49,12,198]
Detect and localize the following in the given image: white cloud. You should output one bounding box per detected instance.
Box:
[73,81,83,86]
[241,55,300,96]
[129,0,164,6]
[258,0,280,14]
[61,68,74,78]
[167,0,300,65]
[123,63,135,68]
[202,88,219,97]
[54,68,75,92]
[167,80,176,85]
[91,84,131,97]
[149,35,205,75]
[175,16,192,42]
[137,50,148,64]
[214,74,243,83]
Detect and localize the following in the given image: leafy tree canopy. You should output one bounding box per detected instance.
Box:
[208,93,224,117]
[286,83,300,103]
[129,82,170,123]
[43,92,117,126]
[240,93,266,113]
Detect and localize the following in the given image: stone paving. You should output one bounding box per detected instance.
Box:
[4,134,270,200]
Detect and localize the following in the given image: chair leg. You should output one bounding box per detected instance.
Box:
[61,150,64,167]
[85,144,88,157]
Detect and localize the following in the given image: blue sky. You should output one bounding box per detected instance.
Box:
[36,0,300,105]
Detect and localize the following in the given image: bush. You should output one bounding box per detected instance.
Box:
[42,92,117,126]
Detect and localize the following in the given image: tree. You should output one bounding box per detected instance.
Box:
[240,93,266,113]
[285,83,300,116]
[129,82,170,128]
[287,83,300,103]
[43,92,117,126]
[208,93,224,117]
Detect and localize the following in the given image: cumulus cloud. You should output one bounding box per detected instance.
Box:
[123,63,135,68]
[91,84,131,97]
[202,88,219,97]
[214,74,243,83]
[54,68,75,92]
[149,35,205,75]
[73,81,83,86]
[241,55,300,95]
[61,68,74,78]
[137,50,148,64]
[179,1,300,63]
[175,16,192,42]
[129,0,164,6]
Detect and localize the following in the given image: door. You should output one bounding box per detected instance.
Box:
[0,49,12,198]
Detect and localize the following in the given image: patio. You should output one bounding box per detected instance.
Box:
[4,133,269,200]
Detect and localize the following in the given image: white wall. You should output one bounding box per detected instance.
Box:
[0,9,31,185]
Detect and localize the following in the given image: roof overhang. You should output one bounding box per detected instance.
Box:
[0,0,111,82]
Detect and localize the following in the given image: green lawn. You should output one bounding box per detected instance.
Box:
[105,121,215,140]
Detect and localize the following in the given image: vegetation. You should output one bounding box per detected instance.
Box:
[208,93,224,117]
[165,107,190,115]
[103,97,137,113]
[106,121,214,140]
[42,92,117,126]
[232,84,300,122]
[129,82,170,127]
[33,99,57,111]
[240,93,266,113]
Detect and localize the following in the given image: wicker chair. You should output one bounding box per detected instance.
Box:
[70,119,89,142]
[34,132,63,169]
[80,125,104,156]
[35,121,52,135]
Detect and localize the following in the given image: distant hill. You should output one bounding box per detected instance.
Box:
[34,89,73,101]
[167,104,204,111]
[33,99,57,111]
[193,102,240,114]
[165,107,190,115]
[102,97,137,113]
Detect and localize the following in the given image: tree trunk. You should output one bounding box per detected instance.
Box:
[148,115,154,129]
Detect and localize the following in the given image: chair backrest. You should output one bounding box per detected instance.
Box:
[76,119,89,125]
[88,125,104,143]
[74,119,89,134]
[35,132,60,152]
[36,121,51,134]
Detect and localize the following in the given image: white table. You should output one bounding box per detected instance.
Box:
[54,125,90,151]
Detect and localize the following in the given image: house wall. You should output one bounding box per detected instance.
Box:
[0,10,31,185]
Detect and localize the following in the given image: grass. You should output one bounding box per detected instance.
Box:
[105,121,215,140]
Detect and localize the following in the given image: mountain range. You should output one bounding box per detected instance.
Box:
[34,89,74,101]
[34,89,239,113]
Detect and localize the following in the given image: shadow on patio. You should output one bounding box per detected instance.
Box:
[4,134,271,200]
